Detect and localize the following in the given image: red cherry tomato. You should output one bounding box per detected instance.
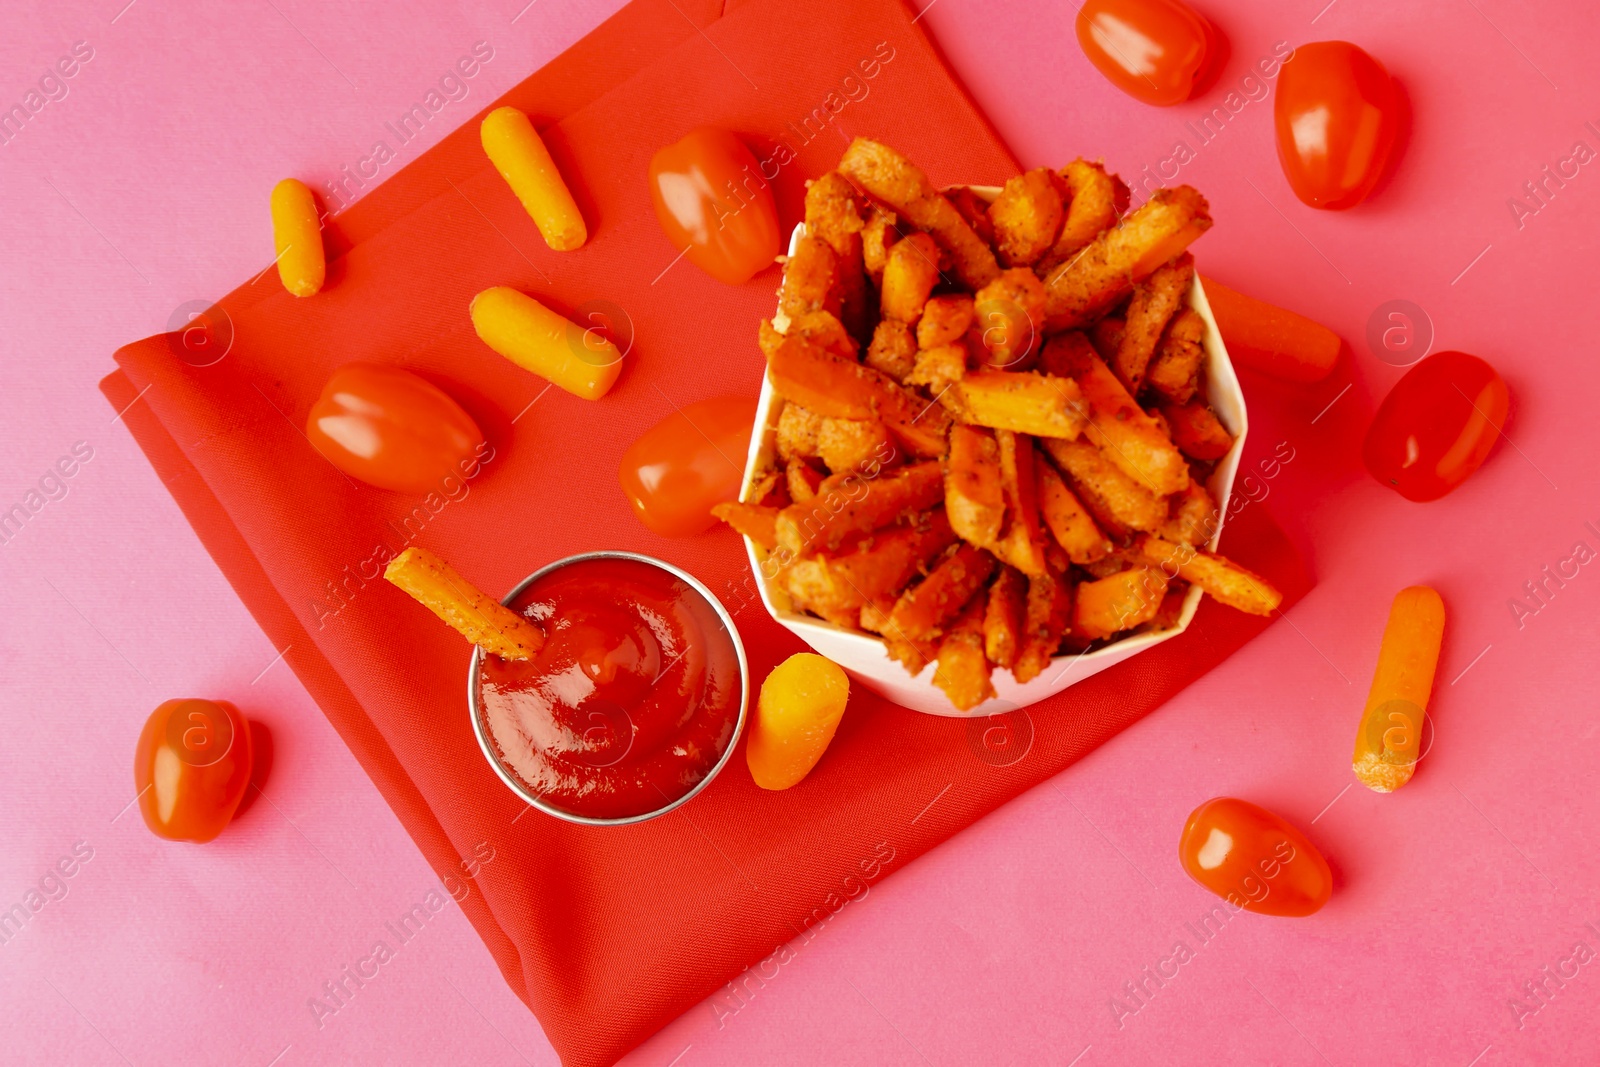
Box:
[1075,0,1216,107]
[648,128,781,286]
[1274,41,1400,210]
[1179,798,1332,917]
[135,699,254,843]
[619,396,758,537]
[1363,351,1509,502]
[306,363,487,494]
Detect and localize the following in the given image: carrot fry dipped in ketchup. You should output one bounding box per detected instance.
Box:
[1353,586,1445,792]
[480,106,586,251]
[1200,275,1341,383]
[385,546,546,660]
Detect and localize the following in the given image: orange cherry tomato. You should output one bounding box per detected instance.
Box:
[1274,41,1400,210]
[648,128,781,285]
[135,699,254,843]
[618,396,758,537]
[1075,0,1217,107]
[1363,351,1509,502]
[306,363,487,494]
[1178,798,1332,916]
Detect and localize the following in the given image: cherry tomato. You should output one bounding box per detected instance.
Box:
[1274,41,1400,210]
[648,128,781,286]
[1363,351,1509,502]
[1179,798,1332,916]
[306,363,487,493]
[135,699,254,843]
[618,396,758,537]
[1075,0,1217,107]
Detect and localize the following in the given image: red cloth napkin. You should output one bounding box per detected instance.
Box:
[102,0,1309,1062]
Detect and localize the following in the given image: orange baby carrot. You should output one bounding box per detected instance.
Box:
[746,653,850,790]
[1201,275,1341,383]
[1352,586,1445,793]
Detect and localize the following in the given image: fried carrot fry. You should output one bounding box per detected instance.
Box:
[865,319,918,381]
[1160,480,1220,547]
[783,512,958,619]
[983,565,1027,669]
[861,205,899,285]
[932,593,996,711]
[1013,565,1072,684]
[1089,316,1125,364]
[917,294,976,349]
[1352,586,1446,793]
[880,232,942,322]
[905,343,967,396]
[805,171,870,341]
[712,501,781,549]
[988,168,1065,267]
[778,234,842,324]
[946,186,997,247]
[1042,333,1189,495]
[767,336,951,458]
[1159,397,1233,460]
[1200,274,1340,383]
[973,268,1046,369]
[776,401,823,462]
[889,542,997,641]
[1038,460,1113,563]
[1146,307,1205,403]
[1038,159,1121,271]
[1040,438,1168,533]
[991,429,1046,577]
[786,456,824,502]
[1041,186,1212,330]
[1114,253,1193,393]
[384,547,546,660]
[1075,567,1168,640]
[775,461,944,555]
[952,370,1087,439]
[818,417,897,474]
[945,423,1006,547]
[838,138,1001,289]
[1135,535,1282,616]
[785,309,857,360]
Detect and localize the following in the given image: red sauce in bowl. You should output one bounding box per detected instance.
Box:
[477,556,743,821]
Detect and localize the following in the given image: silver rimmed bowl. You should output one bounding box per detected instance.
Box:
[467,550,749,826]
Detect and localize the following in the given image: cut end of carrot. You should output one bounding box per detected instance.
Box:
[1354,752,1415,794]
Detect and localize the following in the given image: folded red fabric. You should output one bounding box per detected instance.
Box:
[102,0,1309,1062]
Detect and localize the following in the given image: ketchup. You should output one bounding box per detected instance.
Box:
[478,557,742,820]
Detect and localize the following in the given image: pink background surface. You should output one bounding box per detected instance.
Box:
[3,0,1597,1063]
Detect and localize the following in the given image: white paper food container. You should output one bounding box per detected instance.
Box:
[737,187,1247,716]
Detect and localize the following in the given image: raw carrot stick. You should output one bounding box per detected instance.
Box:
[1201,275,1341,383]
[1352,586,1446,793]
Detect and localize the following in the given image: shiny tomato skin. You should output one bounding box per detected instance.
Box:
[1274,41,1400,209]
[648,128,781,286]
[135,699,254,843]
[619,396,758,537]
[306,363,486,494]
[1179,798,1332,917]
[1075,0,1214,107]
[1363,351,1509,502]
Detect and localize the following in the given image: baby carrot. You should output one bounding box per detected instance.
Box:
[747,653,850,790]
[469,286,622,400]
[270,178,325,297]
[1352,586,1445,793]
[480,106,586,251]
[1200,275,1340,383]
